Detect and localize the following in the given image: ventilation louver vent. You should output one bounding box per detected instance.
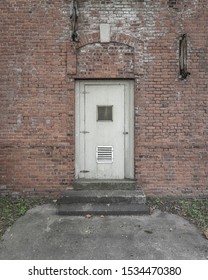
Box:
[96,146,113,164]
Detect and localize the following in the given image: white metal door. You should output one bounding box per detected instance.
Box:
[75,80,134,180]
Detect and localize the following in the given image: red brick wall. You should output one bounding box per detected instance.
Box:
[0,0,208,197]
[0,0,72,197]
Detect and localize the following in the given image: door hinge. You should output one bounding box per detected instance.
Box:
[80,131,90,134]
[80,170,90,173]
[81,91,90,94]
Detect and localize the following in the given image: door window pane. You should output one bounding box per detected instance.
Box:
[97,106,113,121]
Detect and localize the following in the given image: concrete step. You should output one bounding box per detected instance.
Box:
[73,180,137,190]
[58,202,150,216]
[57,181,149,216]
[57,190,146,205]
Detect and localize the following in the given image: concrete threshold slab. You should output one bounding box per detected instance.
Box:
[73,179,138,190]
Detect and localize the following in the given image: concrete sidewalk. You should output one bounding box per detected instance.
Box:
[0,204,207,259]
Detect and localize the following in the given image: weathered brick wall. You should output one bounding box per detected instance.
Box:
[0,0,208,197]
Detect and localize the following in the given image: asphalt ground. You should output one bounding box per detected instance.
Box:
[0,204,207,259]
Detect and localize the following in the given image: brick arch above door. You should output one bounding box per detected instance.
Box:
[77,42,134,79]
[66,33,144,76]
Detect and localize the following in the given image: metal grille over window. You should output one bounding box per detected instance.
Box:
[96,146,113,163]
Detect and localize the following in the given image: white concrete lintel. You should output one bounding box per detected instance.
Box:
[100,24,111,43]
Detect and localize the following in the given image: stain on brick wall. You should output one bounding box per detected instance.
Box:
[0,0,208,197]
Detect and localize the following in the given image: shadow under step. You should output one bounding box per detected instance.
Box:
[58,202,150,216]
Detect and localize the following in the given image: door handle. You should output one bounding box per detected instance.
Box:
[123,132,128,135]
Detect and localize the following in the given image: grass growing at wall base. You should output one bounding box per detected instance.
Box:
[147,197,208,233]
[0,196,50,240]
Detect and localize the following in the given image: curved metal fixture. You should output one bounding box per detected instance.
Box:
[179,34,190,80]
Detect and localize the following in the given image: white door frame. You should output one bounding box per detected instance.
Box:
[75,80,134,180]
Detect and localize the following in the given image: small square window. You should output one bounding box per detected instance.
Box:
[97,106,113,121]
